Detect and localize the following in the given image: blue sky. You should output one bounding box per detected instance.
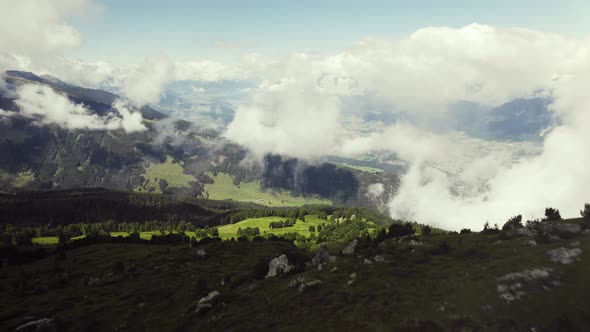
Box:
[69,0,590,63]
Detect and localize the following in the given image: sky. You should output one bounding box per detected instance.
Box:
[67,0,590,63]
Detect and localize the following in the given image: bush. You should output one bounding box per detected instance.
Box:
[545,207,562,221]
[581,203,590,221]
[502,215,523,231]
[460,228,472,234]
[421,225,432,236]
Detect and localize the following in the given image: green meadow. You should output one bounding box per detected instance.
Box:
[217,215,328,239]
[136,156,196,193]
[203,172,331,207]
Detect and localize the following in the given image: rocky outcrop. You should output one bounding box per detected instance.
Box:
[266,254,294,278]
[312,244,336,265]
[16,318,56,331]
[342,239,358,255]
[542,223,581,238]
[496,267,556,303]
[298,280,322,293]
[547,247,582,264]
[195,290,221,314]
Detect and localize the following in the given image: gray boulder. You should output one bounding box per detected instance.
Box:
[312,244,335,265]
[195,290,221,314]
[298,280,322,293]
[266,254,294,278]
[542,223,582,238]
[547,247,582,264]
[342,239,358,255]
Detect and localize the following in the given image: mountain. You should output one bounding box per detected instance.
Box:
[448,98,554,141]
[0,71,397,209]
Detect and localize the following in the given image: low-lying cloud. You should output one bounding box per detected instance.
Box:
[221,24,590,230]
[9,84,146,133]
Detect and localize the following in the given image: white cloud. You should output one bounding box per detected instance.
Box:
[366,183,385,199]
[12,84,146,133]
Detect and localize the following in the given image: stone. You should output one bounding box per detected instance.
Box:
[496,267,555,303]
[547,247,582,264]
[298,280,322,293]
[266,254,294,278]
[342,239,358,255]
[363,258,372,265]
[196,248,207,258]
[548,234,561,242]
[542,223,582,238]
[16,318,56,332]
[373,255,385,262]
[409,240,424,246]
[527,239,537,247]
[330,267,338,273]
[516,228,535,237]
[195,290,221,313]
[289,276,305,288]
[311,245,331,265]
[317,264,323,272]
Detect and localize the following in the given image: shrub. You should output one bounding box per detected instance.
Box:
[545,207,562,221]
[460,228,472,234]
[581,203,590,221]
[422,225,432,236]
[501,215,523,231]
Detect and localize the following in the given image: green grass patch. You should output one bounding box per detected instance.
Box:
[136,156,196,193]
[333,162,384,174]
[204,172,330,207]
[14,170,34,187]
[217,215,328,239]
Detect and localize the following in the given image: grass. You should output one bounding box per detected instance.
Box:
[204,172,331,207]
[14,170,34,187]
[217,215,328,239]
[333,162,384,174]
[136,156,196,193]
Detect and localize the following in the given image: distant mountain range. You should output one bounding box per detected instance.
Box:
[0,71,397,209]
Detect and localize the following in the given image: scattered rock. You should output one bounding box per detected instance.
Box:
[342,239,358,255]
[548,234,561,242]
[363,258,372,265]
[373,255,385,262]
[266,254,294,278]
[16,318,56,332]
[195,248,207,258]
[482,305,494,312]
[88,277,101,286]
[498,268,553,282]
[195,290,221,314]
[516,227,535,237]
[527,239,537,247]
[289,276,305,288]
[311,244,331,265]
[547,247,582,264]
[543,223,582,238]
[497,283,525,303]
[298,280,322,293]
[330,267,338,273]
[347,272,357,286]
[317,264,323,272]
[496,267,557,303]
[409,240,424,246]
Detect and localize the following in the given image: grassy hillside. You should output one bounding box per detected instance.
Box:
[3,224,590,331]
[204,172,331,207]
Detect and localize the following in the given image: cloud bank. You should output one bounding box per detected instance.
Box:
[221,24,590,230]
[9,84,145,133]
